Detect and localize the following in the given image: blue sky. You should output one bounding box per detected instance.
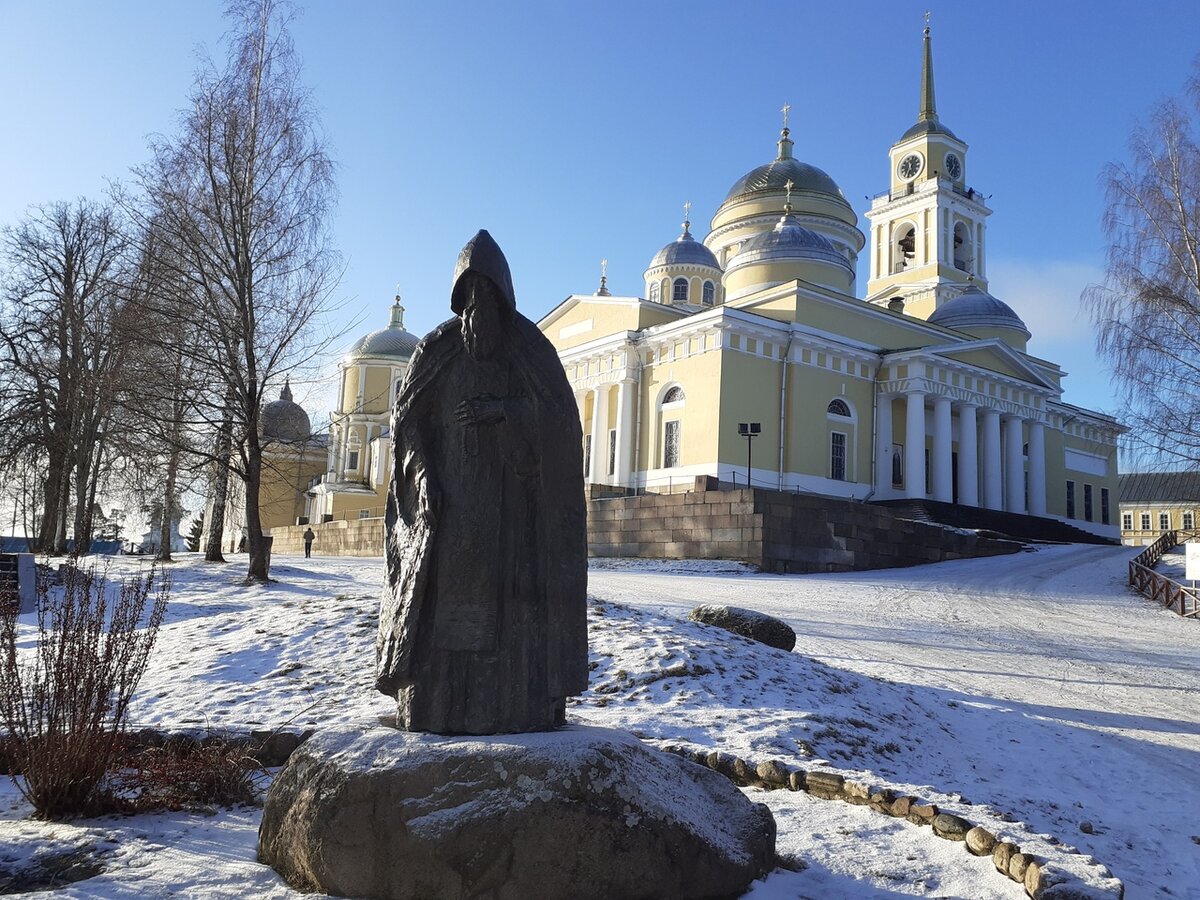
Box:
[3,1,1198,421]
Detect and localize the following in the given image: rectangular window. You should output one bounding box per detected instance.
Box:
[1122,512,1133,531]
[1159,511,1171,531]
[1141,512,1151,531]
[891,444,903,487]
[1066,481,1075,519]
[924,448,931,495]
[1084,484,1094,522]
[583,435,591,476]
[1101,488,1110,525]
[358,508,371,520]
[607,429,617,477]
[830,432,847,481]
[1184,511,1195,530]
[347,450,360,471]
[663,420,681,468]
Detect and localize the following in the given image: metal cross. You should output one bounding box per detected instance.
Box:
[683,200,691,223]
[781,102,791,130]
[785,178,794,208]
[601,258,608,279]
[924,10,931,27]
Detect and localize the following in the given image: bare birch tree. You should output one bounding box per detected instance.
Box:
[135,0,339,581]
[1087,67,1200,468]
[0,200,134,553]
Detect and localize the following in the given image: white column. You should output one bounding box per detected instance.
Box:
[1027,420,1046,517]
[981,409,1002,510]
[614,380,635,489]
[957,404,978,507]
[587,385,609,485]
[874,394,893,496]
[931,396,953,503]
[1003,415,1025,513]
[904,391,926,499]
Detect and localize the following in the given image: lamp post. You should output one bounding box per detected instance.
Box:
[737,422,760,488]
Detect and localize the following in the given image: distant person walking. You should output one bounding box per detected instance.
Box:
[303,527,316,559]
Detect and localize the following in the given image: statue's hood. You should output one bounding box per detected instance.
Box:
[451,229,516,315]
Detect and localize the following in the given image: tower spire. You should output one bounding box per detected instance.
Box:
[390,286,405,329]
[919,12,937,123]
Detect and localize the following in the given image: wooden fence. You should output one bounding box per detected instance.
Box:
[1128,529,1200,618]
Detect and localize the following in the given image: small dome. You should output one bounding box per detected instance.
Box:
[725,212,852,274]
[927,285,1030,336]
[349,297,419,360]
[261,381,311,443]
[649,227,721,271]
[723,156,850,209]
[899,117,958,142]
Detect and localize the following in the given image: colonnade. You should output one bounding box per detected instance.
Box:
[875,392,1046,516]
[580,380,637,487]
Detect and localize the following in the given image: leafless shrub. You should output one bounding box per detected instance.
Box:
[110,741,265,811]
[0,560,169,818]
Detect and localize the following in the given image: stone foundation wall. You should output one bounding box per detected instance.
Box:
[271,518,385,557]
[270,486,1021,570]
[588,487,1022,573]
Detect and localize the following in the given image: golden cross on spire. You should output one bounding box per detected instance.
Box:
[781,102,791,131]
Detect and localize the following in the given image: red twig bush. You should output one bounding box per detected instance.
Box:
[0,560,169,818]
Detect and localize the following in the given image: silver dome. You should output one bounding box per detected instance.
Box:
[261,382,312,443]
[349,327,419,359]
[649,229,721,270]
[899,117,959,142]
[723,157,850,208]
[349,298,419,360]
[927,285,1030,336]
[725,213,853,274]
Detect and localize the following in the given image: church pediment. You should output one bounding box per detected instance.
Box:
[538,294,687,352]
[923,340,1057,389]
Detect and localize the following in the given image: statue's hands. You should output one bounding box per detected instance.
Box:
[454,395,505,426]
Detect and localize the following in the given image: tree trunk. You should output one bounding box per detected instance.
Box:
[37,458,63,551]
[204,409,233,563]
[53,460,71,555]
[244,443,269,582]
[158,442,181,562]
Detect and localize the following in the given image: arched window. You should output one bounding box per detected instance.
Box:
[702,281,715,305]
[827,398,851,417]
[892,224,916,274]
[672,277,689,303]
[663,385,685,404]
[953,221,973,272]
[649,281,660,303]
[659,385,684,468]
[826,398,854,482]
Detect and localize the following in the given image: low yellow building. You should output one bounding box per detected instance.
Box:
[539,24,1122,540]
[1118,471,1200,545]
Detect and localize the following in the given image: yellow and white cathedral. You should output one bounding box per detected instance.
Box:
[539,25,1122,539]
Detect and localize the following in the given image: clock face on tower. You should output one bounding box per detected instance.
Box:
[898,153,923,180]
[945,153,962,180]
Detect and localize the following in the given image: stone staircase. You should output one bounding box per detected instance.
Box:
[873,499,1117,545]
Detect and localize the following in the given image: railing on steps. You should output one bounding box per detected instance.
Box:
[1128,529,1200,619]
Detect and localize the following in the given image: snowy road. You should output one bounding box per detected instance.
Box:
[591,544,1200,896]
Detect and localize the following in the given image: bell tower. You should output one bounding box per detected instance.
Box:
[864,18,992,320]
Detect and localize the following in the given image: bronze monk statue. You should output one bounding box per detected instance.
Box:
[376,230,588,734]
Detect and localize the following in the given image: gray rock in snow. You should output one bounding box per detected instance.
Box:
[688,604,797,651]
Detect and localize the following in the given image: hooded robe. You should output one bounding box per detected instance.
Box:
[375,230,588,734]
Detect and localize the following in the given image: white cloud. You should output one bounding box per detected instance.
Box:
[986,258,1106,344]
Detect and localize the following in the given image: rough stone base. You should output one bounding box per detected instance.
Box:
[258,723,776,900]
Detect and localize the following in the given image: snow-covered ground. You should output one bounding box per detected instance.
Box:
[2,543,1196,898]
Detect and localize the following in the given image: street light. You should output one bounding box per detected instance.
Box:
[737,422,761,488]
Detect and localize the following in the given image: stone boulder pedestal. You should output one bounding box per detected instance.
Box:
[258,723,776,900]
